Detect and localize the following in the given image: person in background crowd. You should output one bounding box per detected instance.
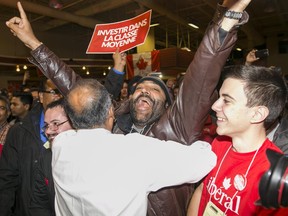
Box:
[0,89,9,99]
[244,49,288,154]
[0,96,11,156]
[52,78,216,216]
[165,77,176,101]
[30,98,72,216]
[117,80,129,101]
[0,78,62,216]
[6,0,251,215]
[29,87,40,108]
[187,65,287,215]
[30,87,39,100]
[7,92,13,102]
[20,70,40,107]
[9,91,33,124]
[199,112,217,144]
[245,49,258,66]
[173,83,180,100]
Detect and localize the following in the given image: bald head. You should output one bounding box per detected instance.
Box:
[68,86,94,115]
[64,79,113,129]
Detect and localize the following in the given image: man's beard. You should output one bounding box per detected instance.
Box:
[130,94,166,128]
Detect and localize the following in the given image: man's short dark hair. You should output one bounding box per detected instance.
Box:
[12,91,33,110]
[64,79,112,129]
[45,98,65,113]
[223,65,287,126]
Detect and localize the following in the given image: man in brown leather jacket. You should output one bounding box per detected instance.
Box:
[6,0,251,215]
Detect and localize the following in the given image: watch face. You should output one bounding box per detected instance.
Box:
[224,10,243,20]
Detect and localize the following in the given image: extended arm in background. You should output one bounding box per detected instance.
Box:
[6,2,125,99]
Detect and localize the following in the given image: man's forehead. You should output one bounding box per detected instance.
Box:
[11,97,21,102]
[45,106,65,117]
[138,80,160,86]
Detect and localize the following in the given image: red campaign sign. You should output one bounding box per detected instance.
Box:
[86,10,152,54]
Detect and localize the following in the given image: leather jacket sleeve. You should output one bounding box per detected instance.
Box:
[148,8,249,145]
[28,47,124,100]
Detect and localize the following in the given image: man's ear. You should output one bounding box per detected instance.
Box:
[251,106,269,123]
[24,103,30,111]
[105,106,115,131]
[108,106,115,120]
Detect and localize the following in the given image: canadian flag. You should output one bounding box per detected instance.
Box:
[126,50,160,79]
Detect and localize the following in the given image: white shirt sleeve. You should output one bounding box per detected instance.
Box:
[126,134,216,192]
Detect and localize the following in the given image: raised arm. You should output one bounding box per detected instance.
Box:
[6,2,125,99]
[6,2,42,50]
[104,49,127,99]
[150,0,252,144]
[245,49,258,66]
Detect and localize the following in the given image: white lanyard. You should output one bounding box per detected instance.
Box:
[209,144,260,214]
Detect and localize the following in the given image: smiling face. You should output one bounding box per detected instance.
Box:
[212,78,256,138]
[44,106,72,143]
[130,80,166,128]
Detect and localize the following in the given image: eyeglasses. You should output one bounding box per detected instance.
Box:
[41,119,69,132]
[41,89,61,95]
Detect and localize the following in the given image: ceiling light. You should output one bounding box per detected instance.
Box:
[150,23,160,27]
[82,66,86,70]
[86,71,90,75]
[108,66,111,70]
[16,65,20,72]
[236,47,242,51]
[23,65,27,70]
[103,72,106,76]
[188,23,199,29]
[181,47,191,52]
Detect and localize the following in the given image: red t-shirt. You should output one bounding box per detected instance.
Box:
[198,136,282,215]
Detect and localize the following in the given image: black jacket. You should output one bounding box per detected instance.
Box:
[30,148,55,216]
[272,117,288,154]
[0,102,50,216]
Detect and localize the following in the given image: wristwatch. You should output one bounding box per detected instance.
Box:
[224,10,243,20]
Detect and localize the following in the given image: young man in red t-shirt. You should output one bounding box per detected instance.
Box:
[187,64,287,215]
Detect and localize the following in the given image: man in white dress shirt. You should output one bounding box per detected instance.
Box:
[52,78,216,216]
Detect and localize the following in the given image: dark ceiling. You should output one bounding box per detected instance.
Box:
[0,0,288,79]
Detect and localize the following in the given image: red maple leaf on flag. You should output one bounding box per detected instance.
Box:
[136,57,148,70]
